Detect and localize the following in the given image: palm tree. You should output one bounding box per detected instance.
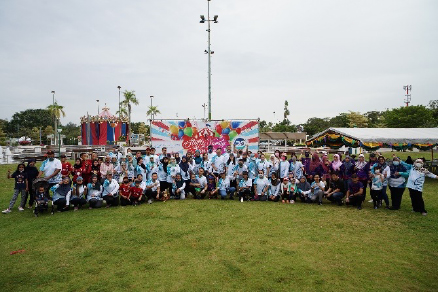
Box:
[115,107,128,118]
[147,105,161,120]
[120,90,139,144]
[47,102,66,145]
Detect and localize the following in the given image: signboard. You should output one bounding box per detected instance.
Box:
[151,120,259,154]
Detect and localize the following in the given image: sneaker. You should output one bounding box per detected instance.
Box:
[74,207,79,211]
[18,207,25,211]
[368,199,373,203]
[148,199,152,204]
[422,212,427,216]
[318,201,322,205]
[374,206,378,209]
[240,197,243,203]
[290,200,295,204]
[2,209,11,214]
[357,205,362,210]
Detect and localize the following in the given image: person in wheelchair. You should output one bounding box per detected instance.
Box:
[34,185,50,216]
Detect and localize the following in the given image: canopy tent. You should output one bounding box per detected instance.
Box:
[80,106,129,145]
[306,128,438,151]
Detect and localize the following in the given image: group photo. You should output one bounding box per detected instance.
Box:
[1,0,438,291]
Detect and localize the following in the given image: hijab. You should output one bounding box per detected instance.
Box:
[331,154,342,171]
[161,157,169,170]
[309,152,322,172]
[355,155,367,170]
[57,178,72,197]
[194,150,203,164]
[179,156,189,173]
[297,177,311,192]
[406,156,414,165]
[321,156,330,173]
[343,156,353,171]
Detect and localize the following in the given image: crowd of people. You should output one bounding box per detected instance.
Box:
[2,145,437,216]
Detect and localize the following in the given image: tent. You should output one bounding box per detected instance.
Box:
[306,128,438,151]
[80,106,129,145]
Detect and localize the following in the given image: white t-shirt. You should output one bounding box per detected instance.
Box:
[197,175,208,189]
[40,158,62,183]
[257,160,271,176]
[254,176,269,194]
[211,154,226,174]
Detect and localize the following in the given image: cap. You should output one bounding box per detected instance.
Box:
[76,176,83,181]
[60,154,66,158]
[359,154,365,158]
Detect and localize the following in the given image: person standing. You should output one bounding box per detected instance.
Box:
[25,159,39,208]
[388,156,408,210]
[2,164,28,213]
[38,150,62,190]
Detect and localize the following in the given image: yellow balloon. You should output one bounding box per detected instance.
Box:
[170,125,179,135]
[220,121,230,129]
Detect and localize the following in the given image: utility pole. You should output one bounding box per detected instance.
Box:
[200,0,218,121]
[403,85,412,107]
[117,86,122,117]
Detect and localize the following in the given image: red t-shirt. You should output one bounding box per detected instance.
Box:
[61,162,73,176]
[119,184,131,198]
[130,186,143,199]
[72,166,85,183]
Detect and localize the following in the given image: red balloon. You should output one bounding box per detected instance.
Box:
[222,134,230,141]
[186,121,192,127]
[215,124,222,134]
[236,128,242,134]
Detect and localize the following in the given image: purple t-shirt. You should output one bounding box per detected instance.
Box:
[348,181,363,195]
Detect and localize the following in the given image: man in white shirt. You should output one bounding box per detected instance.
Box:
[102,172,119,207]
[38,150,62,189]
[211,148,226,177]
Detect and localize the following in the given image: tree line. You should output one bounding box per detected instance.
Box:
[260,100,438,137]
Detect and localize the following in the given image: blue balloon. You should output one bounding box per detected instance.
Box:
[178,121,186,128]
[231,121,241,129]
[222,127,230,135]
[178,129,184,138]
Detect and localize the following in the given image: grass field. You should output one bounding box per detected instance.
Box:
[1,152,438,291]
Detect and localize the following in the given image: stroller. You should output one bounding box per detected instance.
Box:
[32,178,52,217]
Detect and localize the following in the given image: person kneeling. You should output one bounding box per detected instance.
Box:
[217,172,236,200]
[308,175,324,205]
[102,172,119,208]
[130,180,143,206]
[238,171,252,202]
[119,176,132,206]
[146,173,160,204]
[173,173,186,200]
[345,174,364,210]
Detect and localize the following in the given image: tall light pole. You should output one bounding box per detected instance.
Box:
[51,90,56,146]
[117,86,122,117]
[149,95,154,142]
[96,99,100,115]
[200,0,218,121]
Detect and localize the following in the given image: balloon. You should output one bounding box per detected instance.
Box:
[192,127,198,135]
[220,121,230,129]
[236,128,242,134]
[170,125,179,135]
[231,121,241,129]
[178,121,186,128]
[178,129,184,139]
[184,127,193,137]
[186,121,192,127]
[215,132,220,138]
[229,131,238,141]
[222,134,230,141]
[222,127,230,135]
[215,124,222,134]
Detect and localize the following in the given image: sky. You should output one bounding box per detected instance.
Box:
[1,0,437,126]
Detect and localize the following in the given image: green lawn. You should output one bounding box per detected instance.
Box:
[1,153,438,292]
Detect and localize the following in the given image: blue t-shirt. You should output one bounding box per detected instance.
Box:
[348,181,363,195]
[12,171,27,190]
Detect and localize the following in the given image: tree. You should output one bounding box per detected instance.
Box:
[347,111,368,127]
[259,120,273,133]
[303,117,330,136]
[120,90,139,143]
[0,127,6,146]
[384,105,434,128]
[146,106,161,120]
[283,100,290,121]
[329,113,349,127]
[271,119,297,133]
[364,111,385,128]
[42,125,54,145]
[60,122,81,145]
[6,109,52,137]
[29,127,40,144]
[427,100,438,126]
[47,102,66,145]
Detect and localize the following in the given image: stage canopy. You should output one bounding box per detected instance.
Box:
[80,106,129,145]
[306,128,438,151]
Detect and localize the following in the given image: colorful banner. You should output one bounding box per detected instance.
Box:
[151,120,259,154]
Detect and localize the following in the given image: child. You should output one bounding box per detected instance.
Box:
[189,173,201,199]
[297,176,311,203]
[238,171,252,202]
[33,186,50,216]
[71,176,87,211]
[280,178,291,203]
[130,180,143,206]
[3,164,28,213]
[370,167,384,209]
[119,176,132,206]
[207,175,218,199]
[173,173,186,200]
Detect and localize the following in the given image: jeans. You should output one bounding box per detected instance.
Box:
[89,199,103,208]
[307,190,323,203]
[327,191,344,204]
[8,188,26,209]
[103,195,119,206]
[379,185,389,207]
[219,187,236,200]
[70,197,87,208]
